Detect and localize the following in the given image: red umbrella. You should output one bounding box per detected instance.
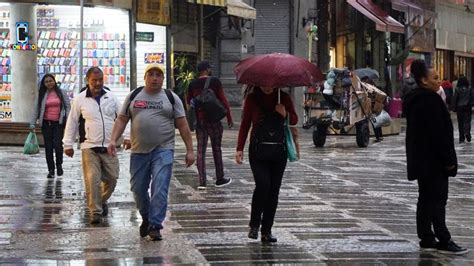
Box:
[234,53,324,88]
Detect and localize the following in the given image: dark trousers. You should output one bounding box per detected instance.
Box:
[248,144,287,234]
[41,120,64,172]
[374,127,383,139]
[196,121,224,185]
[456,106,472,141]
[416,174,451,244]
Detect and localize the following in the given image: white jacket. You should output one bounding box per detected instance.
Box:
[63,88,125,150]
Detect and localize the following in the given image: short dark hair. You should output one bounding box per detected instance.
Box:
[410,59,428,87]
[197,61,211,72]
[458,76,470,88]
[86,67,103,78]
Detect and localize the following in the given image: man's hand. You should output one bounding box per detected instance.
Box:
[275,104,287,118]
[64,148,74,157]
[228,121,234,129]
[107,141,117,157]
[123,139,131,150]
[446,165,456,170]
[235,150,243,164]
[185,150,195,167]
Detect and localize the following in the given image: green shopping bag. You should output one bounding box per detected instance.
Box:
[23,130,40,155]
[285,117,298,162]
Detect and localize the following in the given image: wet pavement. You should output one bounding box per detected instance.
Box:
[1,123,473,264]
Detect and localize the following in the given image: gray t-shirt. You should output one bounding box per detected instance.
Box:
[120,89,185,153]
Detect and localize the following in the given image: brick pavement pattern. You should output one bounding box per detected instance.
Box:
[0,128,473,264]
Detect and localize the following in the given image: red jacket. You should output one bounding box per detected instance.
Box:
[237,89,297,151]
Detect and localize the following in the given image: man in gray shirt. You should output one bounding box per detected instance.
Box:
[108,64,195,241]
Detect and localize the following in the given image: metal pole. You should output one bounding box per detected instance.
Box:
[79,0,84,92]
[308,23,312,62]
[200,4,204,60]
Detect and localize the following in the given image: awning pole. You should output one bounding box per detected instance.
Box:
[79,0,84,92]
[200,3,204,60]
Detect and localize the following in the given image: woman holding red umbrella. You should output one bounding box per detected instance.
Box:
[235,86,299,243]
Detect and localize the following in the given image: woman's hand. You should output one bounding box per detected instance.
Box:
[235,150,244,164]
[275,104,287,118]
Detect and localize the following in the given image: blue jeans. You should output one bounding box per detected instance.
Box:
[130,148,174,229]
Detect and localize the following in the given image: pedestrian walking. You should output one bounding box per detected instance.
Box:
[403,59,468,255]
[441,78,453,109]
[235,86,299,243]
[31,74,70,179]
[451,76,473,143]
[187,61,233,189]
[108,64,195,241]
[63,67,126,224]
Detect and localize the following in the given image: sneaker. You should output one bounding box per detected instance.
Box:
[102,202,108,217]
[436,240,469,255]
[215,178,232,187]
[89,214,101,224]
[197,180,207,190]
[148,226,162,241]
[57,166,63,176]
[419,240,438,252]
[467,134,471,142]
[248,227,259,239]
[139,219,149,237]
[47,171,55,179]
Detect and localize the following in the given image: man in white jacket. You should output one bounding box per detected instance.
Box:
[63,67,129,224]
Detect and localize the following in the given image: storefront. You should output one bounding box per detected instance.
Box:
[434,1,474,84]
[0,0,169,123]
[0,1,132,122]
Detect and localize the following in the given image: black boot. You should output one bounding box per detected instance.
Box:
[47,170,55,179]
[57,165,63,176]
[248,227,259,239]
[466,134,471,142]
[261,233,277,243]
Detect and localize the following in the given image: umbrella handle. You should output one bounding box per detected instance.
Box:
[278,88,280,104]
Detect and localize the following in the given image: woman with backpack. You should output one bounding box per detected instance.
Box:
[31,74,70,178]
[235,86,299,243]
[452,76,473,143]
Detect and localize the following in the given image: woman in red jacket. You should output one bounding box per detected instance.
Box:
[235,86,299,243]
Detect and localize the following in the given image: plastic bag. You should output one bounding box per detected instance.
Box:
[23,130,40,155]
[285,117,298,162]
[372,110,392,129]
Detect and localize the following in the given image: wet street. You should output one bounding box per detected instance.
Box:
[1,125,473,265]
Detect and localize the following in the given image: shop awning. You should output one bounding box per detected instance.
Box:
[347,0,404,34]
[187,0,256,19]
[391,0,424,14]
[227,0,256,20]
[187,0,226,7]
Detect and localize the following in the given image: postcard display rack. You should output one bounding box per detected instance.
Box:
[36,7,129,97]
[0,6,130,121]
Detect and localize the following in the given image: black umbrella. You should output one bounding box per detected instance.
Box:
[354,68,379,80]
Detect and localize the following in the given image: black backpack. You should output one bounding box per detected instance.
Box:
[194,77,227,122]
[252,97,286,162]
[124,86,175,116]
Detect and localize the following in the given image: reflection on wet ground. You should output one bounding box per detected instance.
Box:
[0,128,473,264]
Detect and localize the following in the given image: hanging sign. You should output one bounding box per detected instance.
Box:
[144,53,164,64]
[137,0,170,26]
[9,22,36,51]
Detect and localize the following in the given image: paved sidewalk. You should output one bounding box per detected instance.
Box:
[0,128,473,264]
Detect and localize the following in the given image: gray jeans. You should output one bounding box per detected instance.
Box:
[81,148,119,215]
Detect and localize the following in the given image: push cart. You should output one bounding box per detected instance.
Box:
[302,68,385,148]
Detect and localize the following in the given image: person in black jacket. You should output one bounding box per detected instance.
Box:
[403,59,468,255]
[451,76,473,143]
